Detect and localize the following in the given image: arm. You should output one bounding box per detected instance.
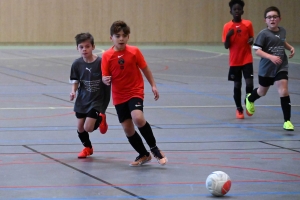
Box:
[284,41,295,58]
[141,66,159,101]
[70,83,79,101]
[254,49,282,65]
[224,29,234,49]
[99,82,111,113]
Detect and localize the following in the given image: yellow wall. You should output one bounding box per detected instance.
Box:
[0,0,299,44]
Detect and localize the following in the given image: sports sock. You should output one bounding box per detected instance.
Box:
[138,121,157,149]
[248,88,260,102]
[246,86,253,94]
[280,96,291,121]
[233,87,242,108]
[78,130,92,148]
[127,131,149,156]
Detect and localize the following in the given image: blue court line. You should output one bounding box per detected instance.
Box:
[5,191,300,200]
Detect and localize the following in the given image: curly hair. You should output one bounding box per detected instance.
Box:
[229,0,245,9]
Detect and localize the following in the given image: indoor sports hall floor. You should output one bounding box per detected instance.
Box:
[0,45,299,200]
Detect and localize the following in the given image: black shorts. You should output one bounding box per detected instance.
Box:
[259,71,288,87]
[228,63,253,82]
[76,108,99,119]
[115,97,144,123]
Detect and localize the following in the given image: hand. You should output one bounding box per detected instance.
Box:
[152,86,159,101]
[289,47,295,58]
[247,37,254,45]
[70,92,76,101]
[226,29,234,38]
[269,55,282,65]
[102,76,111,86]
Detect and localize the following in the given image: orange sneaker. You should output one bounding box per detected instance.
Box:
[236,109,244,119]
[151,147,168,166]
[78,147,93,158]
[99,113,108,134]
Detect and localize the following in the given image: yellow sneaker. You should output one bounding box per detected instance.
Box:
[245,94,255,116]
[283,121,294,131]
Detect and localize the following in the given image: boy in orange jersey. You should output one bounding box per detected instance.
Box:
[101,20,167,166]
[222,0,254,119]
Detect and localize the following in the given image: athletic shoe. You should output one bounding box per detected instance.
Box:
[283,121,294,131]
[151,147,168,165]
[236,108,244,119]
[78,147,93,158]
[245,94,255,116]
[129,154,152,167]
[99,113,108,134]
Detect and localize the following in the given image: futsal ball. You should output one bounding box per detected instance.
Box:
[205,171,231,197]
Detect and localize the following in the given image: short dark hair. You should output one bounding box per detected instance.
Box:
[264,6,281,18]
[229,0,245,9]
[110,20,130,36]
[74,32,94,46]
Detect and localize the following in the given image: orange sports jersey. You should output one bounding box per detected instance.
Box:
[222,19,254,67]
[101,45,147,105]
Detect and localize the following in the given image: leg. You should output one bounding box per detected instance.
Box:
[76,113,93,159]
[130,101,167,165]
[229,66,244,118]
[275,76,294,131]
[122,119,151,166]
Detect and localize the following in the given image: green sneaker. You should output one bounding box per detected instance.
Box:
[283,121,294,131]
[245,94,255,116]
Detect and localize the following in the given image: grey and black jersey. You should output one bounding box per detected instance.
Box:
[253,27,289,77]
[70,56,110,114]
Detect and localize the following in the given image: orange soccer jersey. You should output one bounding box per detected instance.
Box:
[101,45,147,105]
[222,19,254,67]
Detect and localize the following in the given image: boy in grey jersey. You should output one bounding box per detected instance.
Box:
[70,33,111,158]
[245,6,295,131]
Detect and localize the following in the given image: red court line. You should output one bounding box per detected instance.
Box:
[1,179,300,189]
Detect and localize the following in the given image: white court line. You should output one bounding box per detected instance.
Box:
[0,105,299,110]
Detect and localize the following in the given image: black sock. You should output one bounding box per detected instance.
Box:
[248,88,260,102]
[138,122,157,149]
[78,130,92,148]
[246,86,253,94]
[233,87,242,108]
[281,96,291,121]
[127,131,149,156]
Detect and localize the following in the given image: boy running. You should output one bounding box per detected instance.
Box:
[222,0,254,119]
[245,6,295,131]
[101,20,167,166]
[70,32,111,158]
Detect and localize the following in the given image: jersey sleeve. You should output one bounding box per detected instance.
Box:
[253,31,265,50]
[101,52,111,76]
[222,23,230,43]
[135,48,147,69]
[69,61,79,83]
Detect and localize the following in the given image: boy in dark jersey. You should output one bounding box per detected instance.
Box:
[101,21,167,166]
[245,6,295,131]
[222,0,254,119]
[70,33,111,158]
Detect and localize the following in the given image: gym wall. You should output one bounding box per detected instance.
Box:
[0,0,299,44]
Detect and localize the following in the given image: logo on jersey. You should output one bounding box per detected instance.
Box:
[86,67,92,73]
[118,58,125,70]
